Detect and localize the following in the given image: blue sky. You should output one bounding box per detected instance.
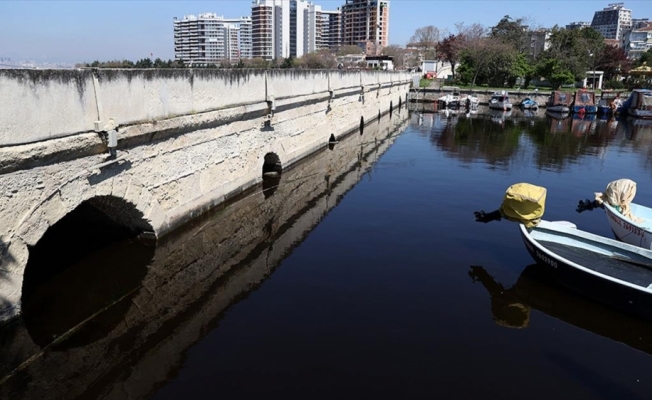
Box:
[2,0,651,63]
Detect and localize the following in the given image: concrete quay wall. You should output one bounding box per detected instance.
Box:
[0,68,412,321]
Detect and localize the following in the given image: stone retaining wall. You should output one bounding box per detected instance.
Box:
[0,69,413,321]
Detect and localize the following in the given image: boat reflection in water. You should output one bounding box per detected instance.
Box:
[488,108,512,125]
[0,110,410,400]
[546,110,571,133]
[469,265,652,356]
[570,113,597,137]
[619,117,652,142]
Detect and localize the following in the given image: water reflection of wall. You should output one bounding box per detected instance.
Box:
[0,110,410,400]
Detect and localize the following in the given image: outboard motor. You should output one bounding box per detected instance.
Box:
[474,183,547,228]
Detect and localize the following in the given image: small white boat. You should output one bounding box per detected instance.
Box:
[476,182,652,319]
[579,179,652,250]
[488,91,512,110]
[437,87,461,108]
[603,202,652,249]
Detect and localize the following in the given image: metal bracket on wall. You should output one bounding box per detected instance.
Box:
[93,118,120,158]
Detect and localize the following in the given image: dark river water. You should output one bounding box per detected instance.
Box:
[4,106,652,400]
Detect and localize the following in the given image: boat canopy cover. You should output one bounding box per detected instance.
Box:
[595,179,642,222]
[500,183,547,228]
[574,90,595,106]
[635,90,652,111]
[550,91,572,106]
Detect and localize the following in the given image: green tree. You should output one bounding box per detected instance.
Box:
[512,53,535,87]
[542,26,604,83]
[490,15,529,53]
[153,58,165,68]
[135,58,153,68]
[535,58,574,89]
[281,56,295,69]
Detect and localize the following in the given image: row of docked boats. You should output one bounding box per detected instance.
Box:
[474,179,652,320]
[546,89,652,119]
[440,88,651,119]
[436,87,480,110]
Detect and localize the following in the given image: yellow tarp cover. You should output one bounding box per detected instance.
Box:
[500,183,547,228]
[594,178,642,223]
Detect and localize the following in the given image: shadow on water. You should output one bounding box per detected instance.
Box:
[0,110,410,400]
[469,264,652,357]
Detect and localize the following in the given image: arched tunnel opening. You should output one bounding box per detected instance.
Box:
[262,152,283,198]
[21,195,155,349]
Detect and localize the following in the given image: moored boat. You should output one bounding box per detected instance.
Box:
[545,91,572,113]
[597,98,612,117]
[519,97,539,109]
[462,94,480,110]
[519,220,652,318]
[622,89,652,119]
[475,182,652,319]
[489,91,512,110]
[571,89,598,114]
[578,179,652,250]
[437,87,461,108]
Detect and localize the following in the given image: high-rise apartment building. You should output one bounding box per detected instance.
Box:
[252,0,292,60]
[253,0,328,60]
[173,13,252,64]
[341,0,390,55]
[305,5,342,53]
[590,3,632,40]
[565,21,591,30]
[290,0,309,58]
[252,0,275,59]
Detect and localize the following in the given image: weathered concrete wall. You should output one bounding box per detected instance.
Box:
[0,68,411,321]
[0,111,409,400]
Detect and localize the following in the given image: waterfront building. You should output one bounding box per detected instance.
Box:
[566,21,591,30]
[173,13,252,65]
[622,19,652,59]
[590,3,632,40]
[341,0,390,55]
[252,0,314,60]
[305,4,342,53]
[527,29,551,59]
[252,0,279,59]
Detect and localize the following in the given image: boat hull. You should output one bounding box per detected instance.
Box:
[572,105,598,114]
[604,204,652,249]
[520,222,652,319]
[628,109,652,119]
[547,105,570,113]
[488,103,512,110]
